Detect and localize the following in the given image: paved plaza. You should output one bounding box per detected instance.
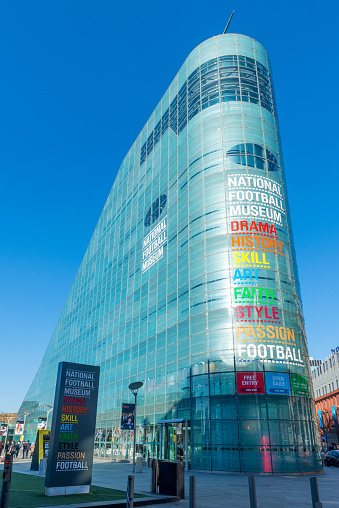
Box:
[6,458,338,507]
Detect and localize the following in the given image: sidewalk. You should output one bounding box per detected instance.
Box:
[7,458,339,507]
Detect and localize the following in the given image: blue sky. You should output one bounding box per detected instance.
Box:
[1,0,338,412]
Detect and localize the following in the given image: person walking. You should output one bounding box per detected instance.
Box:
[22,441,26,459]
[26,441,31,459]
[5,442,9,454]
[16,442,21,458]
[0,441,4,456]
[30,442,35,458]
[10,441,16,457]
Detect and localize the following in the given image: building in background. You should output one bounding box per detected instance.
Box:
[312,348,339,445]
[0,413,17,424]
[17,33,321,473]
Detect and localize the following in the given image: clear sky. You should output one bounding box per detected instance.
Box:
[1,0,338,412]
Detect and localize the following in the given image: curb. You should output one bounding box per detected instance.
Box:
[16,494,181,508]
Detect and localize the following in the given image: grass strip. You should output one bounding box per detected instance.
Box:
[0,472,145,507]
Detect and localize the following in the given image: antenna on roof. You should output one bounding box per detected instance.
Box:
[223,11,234,34]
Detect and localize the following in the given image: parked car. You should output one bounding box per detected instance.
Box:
[324,450,339,467]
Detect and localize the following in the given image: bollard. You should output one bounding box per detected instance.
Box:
[189,475,196,508]
[127,475,134,508]
[310,477,320,508]
[135,457,142,473]
[39,458,47,476]
[151,459,158,493]
[0,454,13,508]
[248,475,258,508]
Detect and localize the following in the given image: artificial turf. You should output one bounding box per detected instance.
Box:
[0,472,145,507]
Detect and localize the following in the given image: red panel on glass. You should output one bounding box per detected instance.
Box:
[237,372,265,394]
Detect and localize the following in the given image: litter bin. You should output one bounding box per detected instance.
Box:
[158,461,184,499]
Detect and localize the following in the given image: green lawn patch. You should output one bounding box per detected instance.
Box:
[0,472,145,507]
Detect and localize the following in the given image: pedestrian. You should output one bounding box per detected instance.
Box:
[16,442,21,458]
[10,441,16,457]
[0,441,3,456]
[5,442,9,454]
[26,440,31,459]
[22,441,26,459]
[30,442,35,458]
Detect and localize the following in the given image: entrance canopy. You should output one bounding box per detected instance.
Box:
[157,419,186,424]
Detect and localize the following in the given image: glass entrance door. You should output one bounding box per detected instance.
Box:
[164,422,189,463]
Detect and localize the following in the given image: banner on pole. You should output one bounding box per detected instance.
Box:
[37,417,47,430]
[0,425,8,437]
[121,403,135,430]
[14,421,24,435]
[318,410,324,429]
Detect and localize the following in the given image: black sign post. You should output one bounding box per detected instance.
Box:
[0,454,13,508]
[45,362,100,496]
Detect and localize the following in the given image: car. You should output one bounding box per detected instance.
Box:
[324,450,339,467]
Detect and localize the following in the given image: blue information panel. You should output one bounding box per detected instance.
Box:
[265,372,291,395]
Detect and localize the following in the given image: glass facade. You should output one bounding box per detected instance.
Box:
[17,33,321,473]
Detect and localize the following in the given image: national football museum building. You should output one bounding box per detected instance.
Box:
[17,33,322,473]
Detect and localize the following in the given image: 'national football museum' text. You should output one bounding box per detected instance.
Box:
[17,33,321,473]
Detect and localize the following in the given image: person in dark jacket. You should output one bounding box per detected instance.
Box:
[26,441,31,458]
[10,441,16,457]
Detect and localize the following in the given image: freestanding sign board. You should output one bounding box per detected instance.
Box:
[45,362,100,495]
[31,430,50,471]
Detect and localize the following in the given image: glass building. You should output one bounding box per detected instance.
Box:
[17,33,322,473]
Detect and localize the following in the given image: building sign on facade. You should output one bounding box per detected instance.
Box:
[265,373,291,395]
[142,216,167,273]
[291,374,308,396]
[237,372,265,394]
[45,362,100,492]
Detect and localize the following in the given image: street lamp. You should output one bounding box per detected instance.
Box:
[21,410,30,442]
[128,381,143,473]
[43,404,53,429]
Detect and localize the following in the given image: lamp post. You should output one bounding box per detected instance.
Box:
[43,404,53,429]
[22,410,30,440]
[128,381,143,473]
